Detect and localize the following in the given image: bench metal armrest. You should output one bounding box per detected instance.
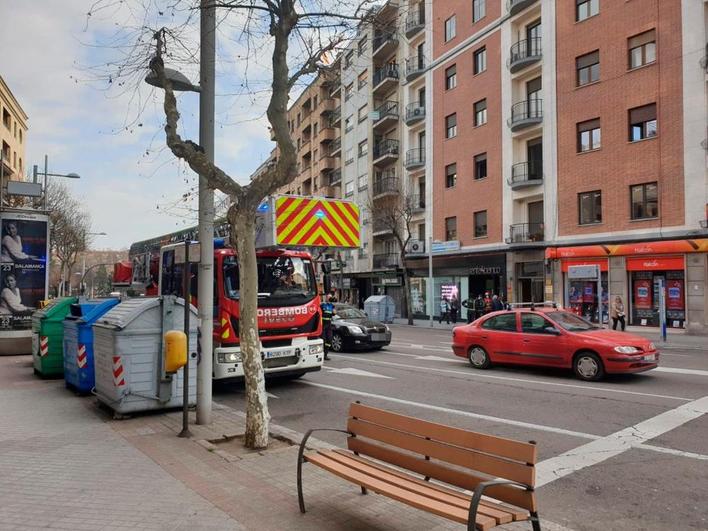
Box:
[467,479,531,531]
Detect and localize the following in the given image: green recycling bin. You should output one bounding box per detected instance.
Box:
[32,297,78,377]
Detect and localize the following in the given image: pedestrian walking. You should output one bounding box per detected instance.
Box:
[439,298,450,324]
[611,295,626,331]
[320,296,334,360]
[473,294,485,321]
[492,294,504,312]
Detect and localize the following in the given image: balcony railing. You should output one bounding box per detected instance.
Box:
[329,106,341,127]
[410,195,426,213]
[405,55,426,81]
[509,161,543,189]
[328,168,342,186]
[508,99,543,131]
[404,148,425,170]
[509,38,542,73]
[373,64,400,89]
[404,11,425,38]
[373,139,400,161]
[373,253,400,268]
[508,222,545,243]
[507,0,539,16]
[405,102,425,125]
[373,31,398,59]
[373,174,399,197]
[329,137,342,156]
[374,100,399,126]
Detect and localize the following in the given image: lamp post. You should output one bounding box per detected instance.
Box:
[80,232,108,297]
[145,0,215,425]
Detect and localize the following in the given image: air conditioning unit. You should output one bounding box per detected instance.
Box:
[413,107,422,116]
[406,239,425,254]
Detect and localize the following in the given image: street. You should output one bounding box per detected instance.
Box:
[215,324,708,531]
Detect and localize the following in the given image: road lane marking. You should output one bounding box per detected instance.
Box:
[634,443,708,461]
[333,354,694,402]
[653,366,708,377]
[536,395,708,486]
[323,367,393,379]
[415,355,463,363]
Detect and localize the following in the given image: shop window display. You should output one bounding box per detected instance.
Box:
[631,270,684,327]
[567,275,608,324]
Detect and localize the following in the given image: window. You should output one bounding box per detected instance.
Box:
[445,163,457,188]
[358,173,368,190]
[345,148,354,165]
[576,0,599,22]
[474,210,487,238]
[445,64,457,90]
[474,99,487,126]
[629,103,657,141]
[2,108,10,129]
[577,118,601,152]
[481,314,517,332]
[344,51,354,68]
[345,181,355,196]
[445,216,457,240]
[19,129,22,144]
[358,104,368,122]
[345,115,354,132]
[578,190,602,224]
[520,313,553,334]
[444,16,456,42]
[358,36,368,56]
[628,30,656,69]
[445,113,457,138]
[473,0,486,22]
[474,153,487,180]
[358,70,368,89]
[358,140,368,157]
[630,182,658,220]
[473,47,487,75]
[344,83,354,101]
[576,50,599,86]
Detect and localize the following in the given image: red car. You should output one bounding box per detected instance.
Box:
[451,307,659,381]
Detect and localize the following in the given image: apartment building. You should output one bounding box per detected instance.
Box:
[0,76,28,182]
[406,0,708,332]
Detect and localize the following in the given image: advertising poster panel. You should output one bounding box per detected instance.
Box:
[0,212,49,330]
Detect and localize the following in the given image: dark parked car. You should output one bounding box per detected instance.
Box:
[330,304,392,352]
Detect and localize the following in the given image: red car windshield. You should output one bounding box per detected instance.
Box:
[547,311,599,332]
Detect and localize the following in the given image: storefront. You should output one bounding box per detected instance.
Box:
[546,238,708,330]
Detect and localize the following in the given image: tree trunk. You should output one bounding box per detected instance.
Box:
[232,205,270,449]
[401,254,414,326]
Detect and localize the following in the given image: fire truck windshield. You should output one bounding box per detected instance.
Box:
[223,255,316,306]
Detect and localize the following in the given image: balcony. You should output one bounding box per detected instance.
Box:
[328,168,342,186]
[327,76,342,98]
[405,102,425,125]
[373,172,399,199]
[404,11,425,38]
[410,195,426,214]
[507,222,545,244]
[508,161,543,189]
[329,105,341,127]
[373,253,400,268]
[319,98,336,115]
[373,138,399,166]
[372,30,398,61]
[404,148,425,170]
[330,137,342,157]
[509,38,542,73]
[373,63,399,95]
[319,154,335,172]
[405,55,426,82]
[319,126,336,142]
[507,0,539,16]
[373,101,399,131]
[508,99,543,132]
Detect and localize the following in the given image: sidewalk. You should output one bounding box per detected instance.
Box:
[391,318,707,350]
[0,354,573,531]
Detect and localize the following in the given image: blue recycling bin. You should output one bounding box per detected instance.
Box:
[63,298,120,394]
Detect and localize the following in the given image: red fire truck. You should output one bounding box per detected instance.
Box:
[125,224,324,381]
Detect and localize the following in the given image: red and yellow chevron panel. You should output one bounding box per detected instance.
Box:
[275,196,360,248]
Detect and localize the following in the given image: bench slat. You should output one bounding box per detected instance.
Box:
[331,450,529,522]
[347,418,535,486]
[348,438,537,512]
[305,452,498,530]
[349,403,537,464]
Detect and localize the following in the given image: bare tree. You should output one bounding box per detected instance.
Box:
[136,1,372,449]
[46,181,92,296]
[368,192,418,326]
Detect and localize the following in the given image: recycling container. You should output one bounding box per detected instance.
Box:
[93,296,197,415]
[63,298,120,394]
[32,297,78,377]
[364,295,396,323]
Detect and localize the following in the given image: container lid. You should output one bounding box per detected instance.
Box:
[70,298,121,324]
[95,297,196,330]
[37,297,79,320]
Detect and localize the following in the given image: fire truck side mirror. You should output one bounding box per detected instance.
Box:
[164,330,188,373]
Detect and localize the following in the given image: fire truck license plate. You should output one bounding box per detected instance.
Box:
[265,349,293,360]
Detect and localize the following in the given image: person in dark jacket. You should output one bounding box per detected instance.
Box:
[473,294,485,321]
[320,298,334,360]
[491,294,504,312]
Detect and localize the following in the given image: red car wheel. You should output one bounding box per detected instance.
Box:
[573,351,605,381]
[468,346,491,370]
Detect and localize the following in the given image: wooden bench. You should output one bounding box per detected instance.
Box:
[297,402,541,531]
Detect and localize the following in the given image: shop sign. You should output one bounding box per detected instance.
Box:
[469,266,502,275]
[431,240,460,253]
[561,258,608,273]
[380,277,400,286]
[626,256,684,271]
[547,238,708,259]
[568,264,600,279]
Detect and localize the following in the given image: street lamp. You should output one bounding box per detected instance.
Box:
[32,155,81,211]
[144,1,216,426]
[80,232,108,296]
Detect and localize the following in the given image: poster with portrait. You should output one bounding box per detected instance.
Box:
[0,212,49,330]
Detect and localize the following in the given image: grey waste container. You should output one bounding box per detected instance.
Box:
[364,295,396,323]
[93,296,197,415]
